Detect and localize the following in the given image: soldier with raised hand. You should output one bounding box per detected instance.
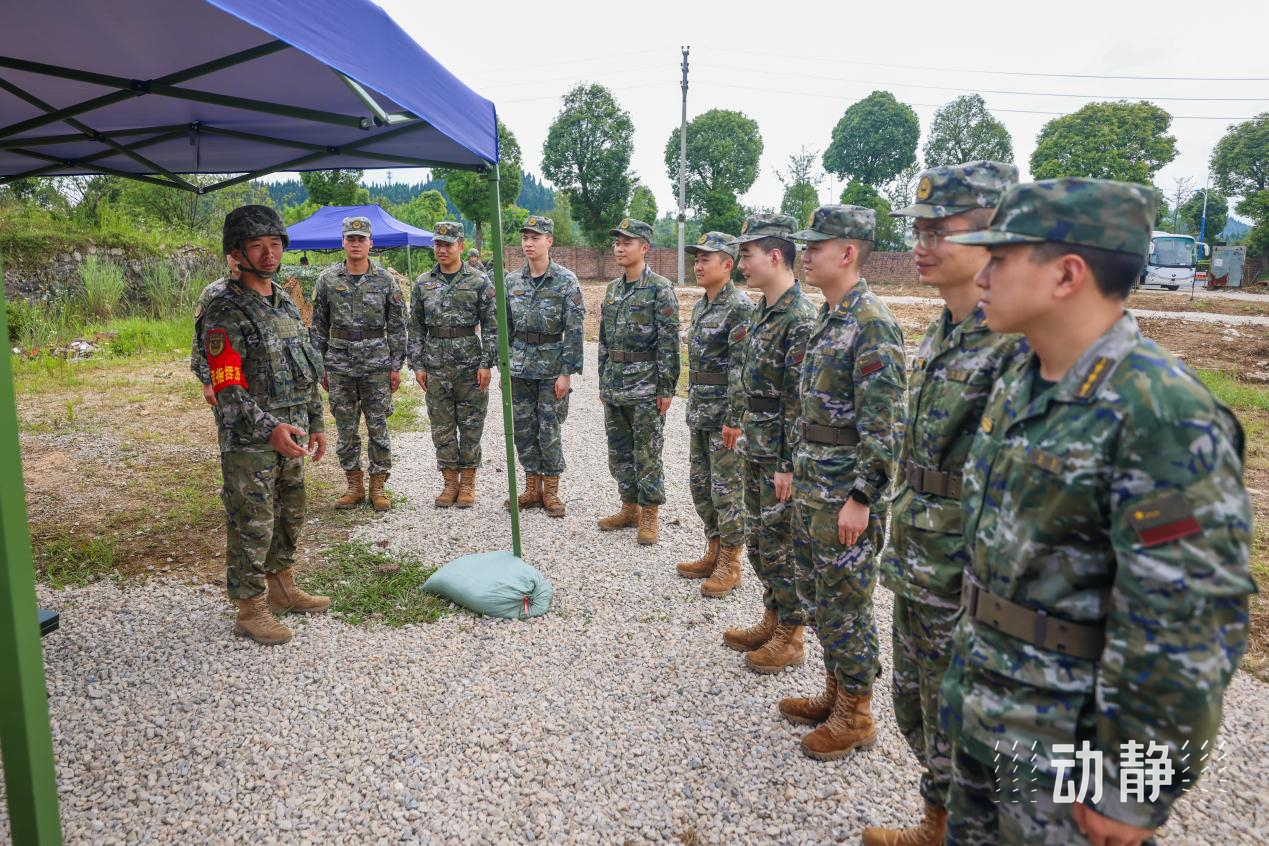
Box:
[859,162,1019,846]
[596,217,681,545]
[504,214,584,518]
[197,205,330,645]
[310,216,407,512]
[407,221,497,508]
[675,231,754,598]
[939,179,1254,844]
[721,214,818,669]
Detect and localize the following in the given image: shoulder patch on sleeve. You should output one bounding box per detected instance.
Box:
[1077,356,1112,398]
[859,351,884,376]
[1127,490,1202,547]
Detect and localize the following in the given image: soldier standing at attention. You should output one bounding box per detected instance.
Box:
[504,215,584,517]
[721,214,817,670]
[310,216,407,512]
[191,254,240,407]
[197,205,330,645]
[940,179,1254,844]
[408,221,497,508]
[860,162,1019,846]
[675,231,753,598]
[596,217,681,545]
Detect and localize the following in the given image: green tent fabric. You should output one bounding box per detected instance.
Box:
[423,552,552,620]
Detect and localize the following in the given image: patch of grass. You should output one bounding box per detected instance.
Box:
[35,534,122,588]
[79,256,127,320]
[1196,369,1269,414]
[388,387,426,433]
[305,541,452,627]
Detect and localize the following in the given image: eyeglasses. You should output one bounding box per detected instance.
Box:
[904,228,979,249]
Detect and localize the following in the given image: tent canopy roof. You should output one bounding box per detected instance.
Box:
[287,204,434,250]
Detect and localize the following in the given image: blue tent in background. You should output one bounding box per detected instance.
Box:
[287,204,434,250]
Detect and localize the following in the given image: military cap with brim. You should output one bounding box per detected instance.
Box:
[791,204,875,242]
[891,160,1019,219]
[521,214,555,235]
[734,213,798,244]
[342,215,372,237]
[685,231,738,260]
[433,221,465,243]
[947,177,1155,257]
[609,217,653,242]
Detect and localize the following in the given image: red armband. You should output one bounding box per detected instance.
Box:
[205,328,248,394]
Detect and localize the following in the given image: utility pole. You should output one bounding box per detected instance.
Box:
[1199,174,1211,244]
[678,46,689,286]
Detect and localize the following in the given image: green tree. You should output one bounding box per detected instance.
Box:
[545,191,583,247]
[839,182,903,252]
[542,84,635,246]
[300,170,370,205]
[1178,190,1229,240]
[823,91,920,187]
[922,94,1014,168]
[107,174,268,238]
[1210,112,1269,198]
[501,205,530,244]
[434,119,522,252]
[777,147,823,227]
[628,183,658,223]
[664,109,763,223]
[283,199,320,226]
[699,187,746,235]
[392,189,448,232]
[1030,101,1177,185]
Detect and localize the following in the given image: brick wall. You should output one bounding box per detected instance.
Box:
[502,246,919,284]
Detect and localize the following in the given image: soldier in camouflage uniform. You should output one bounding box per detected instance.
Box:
[777,205,906,760]
[937,179,1254,844]
[596,218,681,545]
[310,216,407,512]
[721,214,818,667]
[196,205,330,645]
[504,214,584,518]
[407,221,498,508]
[675,231,754,597]
[860,162,1019,846]
[191,254,242,405]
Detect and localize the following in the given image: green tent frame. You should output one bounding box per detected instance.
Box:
[0,42,522,846]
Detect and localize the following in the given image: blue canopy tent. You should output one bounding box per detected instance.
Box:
[286,204,434,276]
[0,2,524,842]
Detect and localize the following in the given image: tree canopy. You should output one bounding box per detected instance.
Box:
[777,147,823,228]
[627,183,658,223]
[839,182,903,252]
[823,91,920,187]
[434,119,522,251]
[1030,101,1177,185]
[922,94,1013,168]
[664,109,763,221]
[300,170,369,205]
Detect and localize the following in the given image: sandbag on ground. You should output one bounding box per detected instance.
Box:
[422,551,553,619]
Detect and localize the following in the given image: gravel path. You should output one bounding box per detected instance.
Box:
[18,344,1269,845]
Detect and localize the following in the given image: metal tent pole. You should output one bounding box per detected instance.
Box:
[0,256,64,845]
[485,164,521,557]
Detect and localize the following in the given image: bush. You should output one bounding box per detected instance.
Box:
[79,256,126,320]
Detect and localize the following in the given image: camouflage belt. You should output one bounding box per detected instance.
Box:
[746,395,780,412]
[516,330,563,344]
[961,578,1104,661]
[330,327,385,341]
[427,325,477,338]
[610,349,655,363]
[904,460,963,499]
[802,423,860,446]
[689,371,729,386]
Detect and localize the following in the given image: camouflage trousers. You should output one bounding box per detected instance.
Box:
[892,593,960,810]
[512,376,570,476]
[603,400,665,505]
[424,367,488,470]
[328,371,393,474]
[220,448,305,600]
[688,427,745,547]
[743,458,806,625]
[792,501,883,694]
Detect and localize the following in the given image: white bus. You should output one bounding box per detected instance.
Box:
[1142,231,1209,291]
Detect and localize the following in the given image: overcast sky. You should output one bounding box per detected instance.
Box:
[352,0,1267,220]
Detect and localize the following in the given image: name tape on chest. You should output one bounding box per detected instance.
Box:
[1127,490,1202,547]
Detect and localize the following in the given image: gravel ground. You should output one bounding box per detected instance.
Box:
[14,343,1269,845]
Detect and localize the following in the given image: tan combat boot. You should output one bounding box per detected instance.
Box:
[233,593,293,645]
[455,468,477,508]
[722,607,777,651]
[801,688,878,761]
[541,476,566,518]
[861,802,948,846]
[508,474,542,510]
[701,545,743,598]
[779,669,838,725]
[334,470,365,509]
[744,623,805,673]
[368,472,391,511]
[434,469,460,508]
[597,502,640,531]
[267,567,332,615]
[676,537,719,579]
[636,504,660,545]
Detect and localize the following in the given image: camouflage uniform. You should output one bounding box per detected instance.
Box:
[598,218,681,506]
[733,214,818,624]
[684,232,753,547]
[881,161,1020,814]
[407,222,498,470]
[310,217,407,475]
[787,205,907,695]
[506,216,585,476]
[940,179,1255,842]
[191,278,229,387]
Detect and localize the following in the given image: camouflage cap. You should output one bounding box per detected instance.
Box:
[734,213,798,245]
[685,231,738,260]
[891,160,1019,219]
[947,178,1156,257]
[342,215,372,238]
[791,204,875,242]
[222,204,288,254]
[521,214,555,235]
[609,217,653,242]
[433,221,465,244]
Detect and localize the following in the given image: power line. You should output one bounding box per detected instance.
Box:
[501,79,672,105]
[476,64,668,90]
[461,48,665,77]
